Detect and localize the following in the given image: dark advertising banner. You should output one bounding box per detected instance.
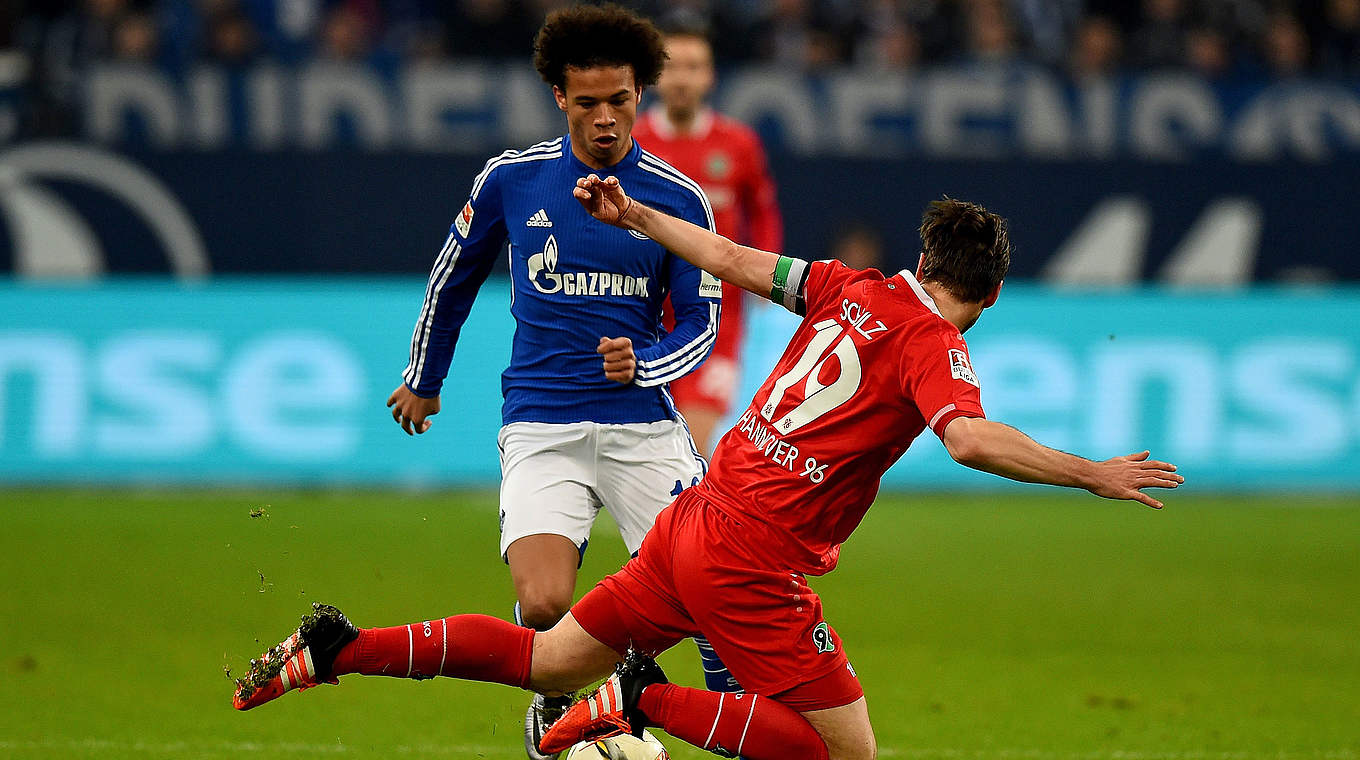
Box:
[0,141,1357,282]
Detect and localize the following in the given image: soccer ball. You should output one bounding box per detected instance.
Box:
[563,730,669,760]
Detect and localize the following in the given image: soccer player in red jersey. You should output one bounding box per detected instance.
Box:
[232,177,1183,760]
[633,18,784,456]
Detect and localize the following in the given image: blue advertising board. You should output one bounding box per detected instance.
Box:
[2,279,1357,490]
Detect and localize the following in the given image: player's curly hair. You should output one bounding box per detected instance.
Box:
[918,198,1012,303]
[533,4,668,91]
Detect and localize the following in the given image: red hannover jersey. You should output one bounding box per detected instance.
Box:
[698,260,986,575]
[636,108,783,410]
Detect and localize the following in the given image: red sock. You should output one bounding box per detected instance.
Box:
[638,683,829,760]
[331,614,533,688]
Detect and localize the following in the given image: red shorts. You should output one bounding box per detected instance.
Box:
[571,489,863,712]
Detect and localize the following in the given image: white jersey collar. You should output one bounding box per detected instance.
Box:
[647,105,715,141]
[897,269,943,317]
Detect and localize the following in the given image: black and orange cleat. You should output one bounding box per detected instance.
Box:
[538,649,668,755]
[232,603,359,711]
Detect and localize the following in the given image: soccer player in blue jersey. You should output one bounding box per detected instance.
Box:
[384,5,734,758]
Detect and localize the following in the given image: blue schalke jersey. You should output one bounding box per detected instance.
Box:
[402,135,722,425]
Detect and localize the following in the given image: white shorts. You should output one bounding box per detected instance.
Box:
[497,420,706,559]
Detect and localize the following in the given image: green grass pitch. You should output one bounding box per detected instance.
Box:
[1,488,1357,759]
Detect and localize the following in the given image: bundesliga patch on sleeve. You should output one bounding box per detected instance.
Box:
[454,201,474,238]
[949,348,979,387]
[699,269,723,299]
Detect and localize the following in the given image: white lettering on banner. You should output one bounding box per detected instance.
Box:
[223,334,362,459]
[967,336,1360,470]
[0,331,363,462]
[78,64,1360,159]
[1091,341,1221,462]
[403,64,492,151]
[0,333,85,455]
[1228,340,1353,461]
[86,67,180,148]
[921,70,1010,157]
[968,339,1077,451]
[1129,76,1223,160]
[94,333,218,456]
[298,62,394,148]
[1,324,1357,481]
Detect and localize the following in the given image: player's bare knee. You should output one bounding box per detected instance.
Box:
[518,594,572,631]
[805,698,876,760]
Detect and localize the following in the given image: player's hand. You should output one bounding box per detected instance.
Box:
[597,336,636,384]
[573,174,634,227]
[1087,450,1184,509]
[387,384,440,435]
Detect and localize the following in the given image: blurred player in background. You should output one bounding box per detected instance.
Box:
[633,14,784,457]
[382,5,734,758]
[235,175,1183,760]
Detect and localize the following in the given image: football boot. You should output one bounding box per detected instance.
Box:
[539,649,668,754]
[232,602,359,710]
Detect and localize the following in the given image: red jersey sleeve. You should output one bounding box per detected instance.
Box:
[801,259,858,313]
[901,323,986,437]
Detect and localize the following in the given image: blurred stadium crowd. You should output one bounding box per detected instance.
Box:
[2,0,1356,77]
[2,0,1358,143]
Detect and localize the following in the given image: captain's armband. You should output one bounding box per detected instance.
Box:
[769,256,811,315]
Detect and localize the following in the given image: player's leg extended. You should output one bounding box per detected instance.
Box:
[231,607,621,711]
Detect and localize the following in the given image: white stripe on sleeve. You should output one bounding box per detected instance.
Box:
[634,302,719,386]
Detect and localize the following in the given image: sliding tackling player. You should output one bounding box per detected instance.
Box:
[236,176,1183,760]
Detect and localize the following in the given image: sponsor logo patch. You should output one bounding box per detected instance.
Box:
[526,209,552,228]
[454,202,474,237]
[699,269,723,299]
[812,621,836,654]
[949,348,979,386]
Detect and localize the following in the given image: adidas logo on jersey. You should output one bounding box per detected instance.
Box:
[526,209,553,228]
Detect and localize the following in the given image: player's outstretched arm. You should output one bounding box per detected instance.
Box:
[941,416,1184,509]
[573,174,778,297]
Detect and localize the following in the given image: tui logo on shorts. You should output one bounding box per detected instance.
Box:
[526,234,651,297]
[812,621,835,654]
